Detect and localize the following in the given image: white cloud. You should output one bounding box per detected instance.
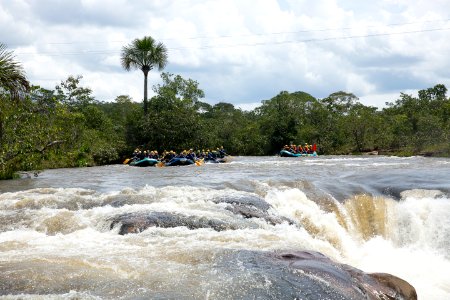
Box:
[1,0,449,108]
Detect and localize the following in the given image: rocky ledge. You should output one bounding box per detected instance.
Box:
[212,250,417,300]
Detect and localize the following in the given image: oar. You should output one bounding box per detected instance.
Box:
[123,158,130,164]
[195,158,204,166]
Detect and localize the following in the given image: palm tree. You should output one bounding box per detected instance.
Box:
[0,43,29,143]
[121,36,168,114]
[0,43,29,99]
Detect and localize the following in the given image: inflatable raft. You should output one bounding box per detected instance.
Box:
[165,157,195,167]
[129,157,159,167]
[280,150,318,157]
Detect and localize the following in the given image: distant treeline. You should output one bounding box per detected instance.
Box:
[1,71,449,179]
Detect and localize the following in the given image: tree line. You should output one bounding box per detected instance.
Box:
[1,42,449,179]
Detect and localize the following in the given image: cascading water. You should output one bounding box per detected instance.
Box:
[264,187,450,299]
[0,156,449,299]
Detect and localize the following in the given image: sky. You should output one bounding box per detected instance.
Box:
[2,0,450,110]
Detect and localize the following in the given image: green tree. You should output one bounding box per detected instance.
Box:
[136,73,204,151]
[121,36,168,115]
[322,91,358,115]
[319,92,360,153]
[257,91,318,153]
[151,73,205,111]
[1,85,86,178]
[0,43,30,146]
[199,102,259,153]
[55,75,96,110]
[343,104,380,152]
[0,43,29,100]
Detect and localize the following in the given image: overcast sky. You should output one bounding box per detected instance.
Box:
[2,0,450,109]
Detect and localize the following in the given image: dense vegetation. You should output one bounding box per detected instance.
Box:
[1,43,449,179]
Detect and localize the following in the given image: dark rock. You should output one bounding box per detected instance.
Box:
[212,195,293,225]
[369,273,418,300]
[109,212,239,235]
[271,251,417,300]
[213,249,417,300]
[212,195,272,211]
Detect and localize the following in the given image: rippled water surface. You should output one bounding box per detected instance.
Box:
[0,156,449,299]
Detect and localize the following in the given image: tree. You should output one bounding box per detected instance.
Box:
[55,75,95,110]
[257,91,318,153]
[136,73,205,151]
[151,73,205,111]
[0,43,29,100]
[343,104,380,152]
[0,44,30,148]
[121,36,168,115]
[321,91,358,115]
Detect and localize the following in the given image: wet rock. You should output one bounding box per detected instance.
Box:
[212,195,272,211]
[275,251,417,300]
[109,212,239,235]
[213,250,417,300]
[212,195,293,225]
[369,273,418,300]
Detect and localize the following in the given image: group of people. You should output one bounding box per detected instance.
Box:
[282,143,317,155]
[131,147,228,163]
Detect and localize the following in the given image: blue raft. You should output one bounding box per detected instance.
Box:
[129,157,159,167]
[280,150,318,157]
[165,157,195,167]
[280,150,302,157]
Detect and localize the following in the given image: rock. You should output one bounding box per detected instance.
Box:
[369,273,418,300]
[212,194,272,211]
[272,251,417,300]
[107,194,296,235]
[109,212,239,235]
[212,250,417,300]
[366,151,379,155]
[212,195,293,225]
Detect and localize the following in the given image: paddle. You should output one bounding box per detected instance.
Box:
[195,158,204,166]
[156,161,165,167]
[123,158,130,164]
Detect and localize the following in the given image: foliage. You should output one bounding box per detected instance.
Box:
[257,91,320,154]
[135,72,205,151]
[1,42,449,179]
[0,87,85,178]
[0,43,29,99]
[55,75,96,110]
[0,75,126,179]
[383,84,450,153]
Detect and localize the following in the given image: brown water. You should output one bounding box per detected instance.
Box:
[0,156,449,299]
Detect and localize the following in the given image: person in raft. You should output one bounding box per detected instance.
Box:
[129,147,229,162]
[281,143,317,154]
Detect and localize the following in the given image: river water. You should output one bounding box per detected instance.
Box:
[0,156,449,299]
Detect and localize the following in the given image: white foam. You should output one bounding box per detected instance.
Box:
[1,186,449,299]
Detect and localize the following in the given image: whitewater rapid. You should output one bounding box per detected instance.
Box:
[0,156,449,299]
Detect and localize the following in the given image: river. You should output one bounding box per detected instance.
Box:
[0,156,449,299]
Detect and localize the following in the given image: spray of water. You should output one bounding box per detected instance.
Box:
[0,186,449,299]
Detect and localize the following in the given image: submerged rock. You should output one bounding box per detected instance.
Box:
[273,251,417,300]
[109,212,240,235]
[212,195,293,225]
[369,273,418,300]
[212,250,417,300]
[108,195,294,235]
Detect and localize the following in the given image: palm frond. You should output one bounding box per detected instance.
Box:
[120,36,168,72]
[0,43,29,99]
